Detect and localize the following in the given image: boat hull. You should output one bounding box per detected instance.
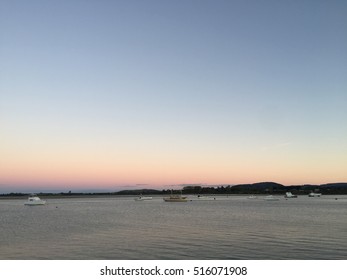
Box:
[308,193,321,197]
[24,201,46,206]
[134,197,153,201]
[196,196,216,200]
[163,198,187,202]
[263,196,280,201]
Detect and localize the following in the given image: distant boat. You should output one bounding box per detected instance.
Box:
[247,195,257,199]
[284,192,297,198]
[163,195,188,202]
[163,190,188,202]
[308,192,321,197]
[24,194,46,206]
[263,195,280,201]
[197,195,216,200]
[134,196,153,201]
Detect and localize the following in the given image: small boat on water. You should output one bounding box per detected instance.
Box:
[197,195,216,200]
[163,195,188,202]
[308,192,321,197]
[163,190,188,202]
[134,196,153,201]
[24,194,46,206]
[284,192,297,198]
[247,195,257,199]
[263,195,280,201]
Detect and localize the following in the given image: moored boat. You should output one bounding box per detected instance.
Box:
[163,190,188,202]
[134,196,153,201]
[263,195,280,201]
[284,192,297,198]
[163,195,188,202]
[163,188,188,202]
[196,195,216,200]
[24,194,46,206]
[308,192,321,197]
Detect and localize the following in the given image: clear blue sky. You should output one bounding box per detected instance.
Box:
[1,0,346,191]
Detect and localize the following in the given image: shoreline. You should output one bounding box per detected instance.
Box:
[1,193,347,200]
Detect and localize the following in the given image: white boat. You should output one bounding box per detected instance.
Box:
[308,192,321,197]
[24,194,46,206]
[197,195,216,200]
[247,195,257,199]
[284,192,297,198]
[134,196,153,201]
[263,195,280,201]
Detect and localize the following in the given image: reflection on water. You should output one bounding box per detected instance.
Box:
[0,196,346,259]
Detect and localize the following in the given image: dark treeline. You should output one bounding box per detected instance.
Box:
[181,182,347,195]
[1,182,347,197]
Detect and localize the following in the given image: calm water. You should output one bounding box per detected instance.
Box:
[0,195,346,259]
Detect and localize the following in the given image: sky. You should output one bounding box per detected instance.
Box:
[1,0,347,192]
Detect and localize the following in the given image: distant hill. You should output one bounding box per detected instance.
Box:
[115,189,162,195]
[320,183,347,189]
[231,182,285,193]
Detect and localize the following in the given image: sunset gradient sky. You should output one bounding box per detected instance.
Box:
[1,0,347,191]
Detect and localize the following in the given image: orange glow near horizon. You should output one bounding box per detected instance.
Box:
[1,123,346,190]
[1,149,346,190]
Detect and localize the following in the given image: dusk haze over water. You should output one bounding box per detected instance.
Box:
[1,0,346,192]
